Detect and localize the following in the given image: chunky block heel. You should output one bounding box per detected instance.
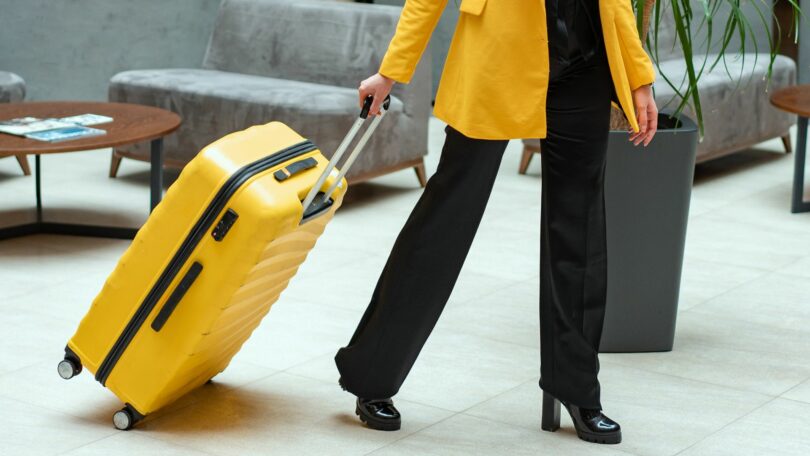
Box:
[541,391,622,444]
[541,391,561,432]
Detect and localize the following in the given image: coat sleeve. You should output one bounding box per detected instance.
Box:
[378,0,449,84]
[615,0,656,90]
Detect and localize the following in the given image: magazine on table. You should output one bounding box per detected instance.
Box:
[0,113,113,142]
[25,126,107,143]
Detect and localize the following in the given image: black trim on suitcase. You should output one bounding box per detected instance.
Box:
[95,140,318,385]
[274,157,318,182]
[151,262,203,332]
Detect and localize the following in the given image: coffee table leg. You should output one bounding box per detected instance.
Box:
[35,154,43,223]
[793,116,810,213]
[150,138,164,212]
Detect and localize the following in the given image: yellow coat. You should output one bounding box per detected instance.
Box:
[378,0,657,139]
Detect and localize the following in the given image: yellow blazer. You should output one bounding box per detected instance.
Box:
[378,0,657,139]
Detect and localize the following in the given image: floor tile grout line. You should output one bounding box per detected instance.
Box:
[138,432,221,456]
[672,395,778,456]
[683,301,810,339]
[680,255,781,274]
[774,372,810,399]
[678,267,788,315]
[776,395,810,407]
[449,373,707,456]
[360,411,462,456]
[54,430,222,456]
[600,353,795,400]
[770,268,810,281]
[54,433,121,456]
[0,394,119,456]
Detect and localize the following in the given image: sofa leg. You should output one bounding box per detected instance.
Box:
[414,160,427,187]
[15,154,31,176]
[109,150,123,178]
[519,146,535,175]
[782,134,792,154]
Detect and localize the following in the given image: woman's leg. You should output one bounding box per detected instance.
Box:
[336,125,508,400]
[538,49,613,411]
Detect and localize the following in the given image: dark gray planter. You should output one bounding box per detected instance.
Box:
[599,113,698,353]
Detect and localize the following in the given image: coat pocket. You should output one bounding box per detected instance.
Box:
[459,0,487,15]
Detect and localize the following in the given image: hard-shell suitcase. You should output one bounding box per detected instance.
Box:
[58,97,391,430]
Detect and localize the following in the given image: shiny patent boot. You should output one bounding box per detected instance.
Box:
[355,398,401,431]
[541,391,621,444]
[340,377,402,431]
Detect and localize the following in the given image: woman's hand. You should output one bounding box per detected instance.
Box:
[629,84,657,147]
[359,73,396,116]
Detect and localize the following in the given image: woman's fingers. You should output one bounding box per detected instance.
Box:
[642,105,658,146]
[358,84,373,111]
[370,92,384,116]
[358,74,395,116]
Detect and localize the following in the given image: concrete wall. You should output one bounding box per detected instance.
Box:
[0,0,221,101]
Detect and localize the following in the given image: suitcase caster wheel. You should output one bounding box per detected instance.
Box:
[57,358,81,380]
[113,408,136,431]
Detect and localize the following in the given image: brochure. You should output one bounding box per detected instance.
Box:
[58,113,114,126]
[0,117,76,136]
[0,113,114,142]
[25,126,107,143]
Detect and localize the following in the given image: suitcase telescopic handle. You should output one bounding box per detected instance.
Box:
[301,94,391,218]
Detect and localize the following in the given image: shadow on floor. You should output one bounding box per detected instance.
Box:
[693,148,787,184]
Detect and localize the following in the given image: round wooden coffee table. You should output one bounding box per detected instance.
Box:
[0,101,181,239]
[770,86,810,213]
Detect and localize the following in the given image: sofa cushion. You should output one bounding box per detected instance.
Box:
[654,53,796,161]
[109,68,419,178]
[203,0,400,91]
[0,72,26,103]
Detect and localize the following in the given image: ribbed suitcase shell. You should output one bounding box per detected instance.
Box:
[66,121,346,416]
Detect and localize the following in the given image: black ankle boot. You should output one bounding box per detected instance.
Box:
[541,391,621,444]
[356,398,401,431]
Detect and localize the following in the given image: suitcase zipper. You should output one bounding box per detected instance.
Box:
[95,140,318,385]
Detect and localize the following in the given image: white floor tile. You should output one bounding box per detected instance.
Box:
[678,398,810,456]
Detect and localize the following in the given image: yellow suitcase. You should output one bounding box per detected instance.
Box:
[58,97,390,430]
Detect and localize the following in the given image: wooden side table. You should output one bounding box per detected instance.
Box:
[770,85,810,213]
[0,101,181,239]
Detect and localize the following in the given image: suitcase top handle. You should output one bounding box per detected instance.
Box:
[301,95,391,220]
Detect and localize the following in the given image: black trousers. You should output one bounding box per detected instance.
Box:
[335,45,613,410]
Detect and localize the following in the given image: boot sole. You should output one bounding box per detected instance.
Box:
[575,429,622,445]
[355,406,401,431]
[541,418,621,444]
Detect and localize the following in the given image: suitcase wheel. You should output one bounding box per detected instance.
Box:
[113,407,137,431]
[57,358,82,380]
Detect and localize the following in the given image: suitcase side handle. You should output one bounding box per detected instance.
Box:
[151,262,203,332]
[300,95,391,219]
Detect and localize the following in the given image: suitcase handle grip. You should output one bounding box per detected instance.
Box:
[300,95,391,218]
[360,94,391,119]
[151,262,203,332]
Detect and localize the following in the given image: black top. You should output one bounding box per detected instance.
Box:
[546,0,603,75]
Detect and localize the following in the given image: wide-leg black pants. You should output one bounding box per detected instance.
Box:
[335,45,614,410]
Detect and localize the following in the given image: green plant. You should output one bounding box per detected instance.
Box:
[628,0,805,137]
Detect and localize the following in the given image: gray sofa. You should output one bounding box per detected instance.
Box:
[520,12,796,172]
[0,71,31,175]
[108,0,431,186]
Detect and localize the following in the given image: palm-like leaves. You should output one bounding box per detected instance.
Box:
[635,0,804,138]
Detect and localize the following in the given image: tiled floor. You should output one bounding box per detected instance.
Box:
[1,117,809,455]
